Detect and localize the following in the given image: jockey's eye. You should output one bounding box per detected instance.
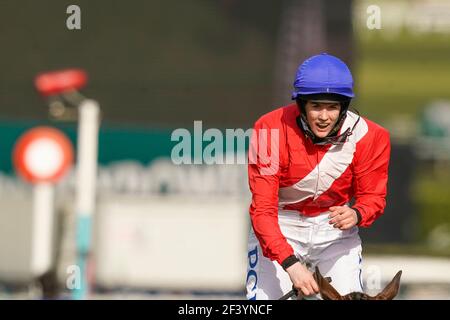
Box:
[309,103,340,110]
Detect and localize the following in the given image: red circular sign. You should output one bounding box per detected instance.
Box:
[13,127,74,184]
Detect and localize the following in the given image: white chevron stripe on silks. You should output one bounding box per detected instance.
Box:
[278,111,369,205]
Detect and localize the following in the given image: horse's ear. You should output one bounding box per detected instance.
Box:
[314,267,343,300]
[374,270,402,300]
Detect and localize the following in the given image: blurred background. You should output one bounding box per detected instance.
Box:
[0,0,450,300]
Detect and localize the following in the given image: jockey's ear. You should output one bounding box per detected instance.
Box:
[374,270,402,300]
[314,267,343,300]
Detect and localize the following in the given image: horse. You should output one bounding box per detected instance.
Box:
[313,266,402,300]
[279,266,402,300]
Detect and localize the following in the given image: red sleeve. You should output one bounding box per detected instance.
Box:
[352,126,391,227]
[248,118,294,265]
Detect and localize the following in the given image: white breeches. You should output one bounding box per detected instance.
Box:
[246,210,363,300]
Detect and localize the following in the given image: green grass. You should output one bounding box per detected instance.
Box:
[413,167,450,241]
[355,32,450,123]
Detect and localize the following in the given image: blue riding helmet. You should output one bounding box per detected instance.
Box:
[291,53,354,100]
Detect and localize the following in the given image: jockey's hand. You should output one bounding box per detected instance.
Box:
[328,205,358,230]
[285,262,319,297]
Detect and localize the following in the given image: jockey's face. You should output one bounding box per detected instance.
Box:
[304,101,341,138]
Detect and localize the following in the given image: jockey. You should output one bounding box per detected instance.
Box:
[246,53,391,299]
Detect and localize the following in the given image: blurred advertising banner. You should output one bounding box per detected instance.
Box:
[0,121,250,291]
[95,195,247,291]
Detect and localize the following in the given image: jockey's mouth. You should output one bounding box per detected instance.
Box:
[316,123,331,130]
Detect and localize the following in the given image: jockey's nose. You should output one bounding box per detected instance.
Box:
[318,109,328,121]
